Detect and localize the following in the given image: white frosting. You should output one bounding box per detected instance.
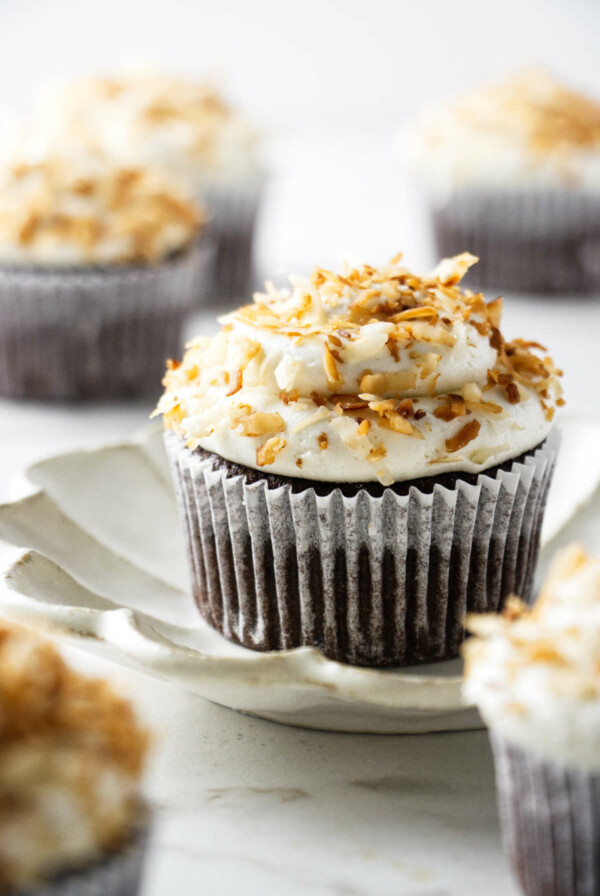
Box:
[405,70,600,192]
[32,69,262,191]
[464,545,600,772]
[157,253,561,484]
[0,154,202,265]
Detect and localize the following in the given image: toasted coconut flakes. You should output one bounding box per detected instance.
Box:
[290,405,331,433]
[368,443,387,462]
[384,414,414,435]
[433,394,467,421]
[392,305,438,322]
[329,394,369,411]
[414,409,426,420]
[369,398,396,416]
[410,321,457,347]
[360,370,417,395]
[296,457,303,468]
[357,419,371,437]
[461,382,482,401]
[226,368,243,396]
[429,252,479,286]
[317,432,328,450]
[256,436,287,467]
[464,398,504,416]
[506,382,520,404]
[470,442,511,465]
[445,420,481,453]
[486,297,503,328]
[324,343,343,388]
[235,412,285,437]
[416,352,442,379]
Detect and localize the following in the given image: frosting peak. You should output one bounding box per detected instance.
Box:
[157,252,562,483]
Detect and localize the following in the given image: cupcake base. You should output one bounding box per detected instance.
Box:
[166,430,559,667]
[429,188,600,293]
[491,734,600,896]
[0,241,210,401]
[15,822,149,896]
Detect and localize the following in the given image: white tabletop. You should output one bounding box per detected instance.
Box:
[1,132,599,895]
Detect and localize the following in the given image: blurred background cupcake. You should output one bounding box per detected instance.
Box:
[464,544,600,896]
[406,70,600,293]
[0,153,209,400]
[0,620,150,895]
[31,69,265,306]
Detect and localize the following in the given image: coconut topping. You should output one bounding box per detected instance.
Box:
[0,155,204,265]
[407,70,600,189]
[464,545,600,771]
[34,69,262,187]
[156,251,562,484]
[0,622,149,889]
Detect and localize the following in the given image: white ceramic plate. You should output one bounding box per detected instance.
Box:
[0,417,599,734]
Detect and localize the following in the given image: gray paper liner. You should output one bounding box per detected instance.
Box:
[198,174,265,305]
[491,734,600,896]
[427,188,600,293]
[0,240,211,400]
[166,429,559,666]
[15,822,149,896]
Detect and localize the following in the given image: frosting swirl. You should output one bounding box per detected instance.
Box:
[157,252,562,484]
[464,545,600,772]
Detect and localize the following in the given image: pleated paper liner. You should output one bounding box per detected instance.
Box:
[0,240,211,401]
[166,428,559,667]
[16,820,149,896]
[198,173,266,305]
[491,734,600,896]
[427,187,600,293]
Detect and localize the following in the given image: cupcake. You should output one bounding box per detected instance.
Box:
[406,70,600,293]
[155,250,562,667]
[34,69,264,304]
[0,621,150,895]
[464,544,600,896]
[0,154,208,400]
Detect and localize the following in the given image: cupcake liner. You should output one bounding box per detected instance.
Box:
[16,822,149,896]
[0,240,211,400]
[166,429,559,667]
[198,174,266,305]
[427,188,600,293]
[491,734,600,896]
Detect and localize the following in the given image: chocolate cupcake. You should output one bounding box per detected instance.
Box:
[155,251,562,666]
[34,69,265,304]
[406,70,600,293]
[0,621,150,895]
[0,154,209,400]
[464,544,600,896]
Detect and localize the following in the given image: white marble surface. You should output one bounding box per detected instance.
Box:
[0,128,599,894]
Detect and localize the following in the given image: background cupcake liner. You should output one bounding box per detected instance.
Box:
[0,240,211,401]
[491,734,600,896]
[198,173,266,305]
[427,188,600,293]
[166,429,559,667]
[16,822,149,896]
